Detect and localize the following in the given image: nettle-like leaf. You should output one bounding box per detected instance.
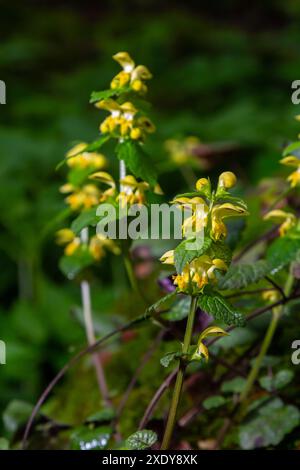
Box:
[82,135,111,153]
[282,140,300,158]
[116,140,157,187]
[160,351,181,368]
[59,247,93,279]
[221,377,246,393]
[239,398,300,449]
[198,291,245,326]
[208,241,232,266]
[203,395,227,410]
[174,237,212,273]
[125,430,157,450]
[266,235,300,273]
[259,369,294,392]
[70,425,112,450]
[71,208,99,235]
[217,260,270,290]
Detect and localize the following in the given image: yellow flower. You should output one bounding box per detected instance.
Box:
[160,251,227,293]
[218,171,237,190]
[89,171,116,200]
[118,175,150,207]
[60,183,101,211]
[111,52,152,93]
[55,229,81,256]
[211,203,248,241]
[172,196,209,237]
[89,234,121,261]
[66,143,107,170]
[192,326,229,361]
[264,209,296,236]
[280,156,300,188]
[96,99,154,141]
[262,290,281,303]
[196,178,210,191]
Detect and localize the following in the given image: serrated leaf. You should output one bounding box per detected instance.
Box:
[259,369,294,392]
[266,236,300,273]
[203,395,227,410]
[116,140,157,187]
[239,398,300,449]
[82,135,110,152]
[198,291,245,326]
[208,241,232,266]
[125,430,157,450]
[174,237,212,272]
[71,208,99,234]
[217,260,270,290]
[89,87,130,103]
[70,425,112,450]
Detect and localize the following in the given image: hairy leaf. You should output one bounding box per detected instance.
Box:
[266,236,300,273]
[198,291,245,326]
[174,237,212,272]
[71,208,99,234]
[218,260,270,290]
[125,430,157,450]
[116,140,157,187]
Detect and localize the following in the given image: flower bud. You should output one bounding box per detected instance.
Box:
[218,171,237,189]
[196,178,209,191]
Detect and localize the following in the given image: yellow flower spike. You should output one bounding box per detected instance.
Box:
[112,52,135,72]
[160,250,175,265]
[192,326,229,362]
[55,229,75,245]
[218,171,237,189]
[211,203,248,241]
[264,209,296,236]
[196,178,209,191]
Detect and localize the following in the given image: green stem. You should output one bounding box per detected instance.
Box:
[161,296,197,450]
[238,272,293,414]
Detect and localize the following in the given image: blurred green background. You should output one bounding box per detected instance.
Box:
[1,0,300,441]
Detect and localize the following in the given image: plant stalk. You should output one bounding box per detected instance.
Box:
[161,296,198,450]
[80,228,111,406]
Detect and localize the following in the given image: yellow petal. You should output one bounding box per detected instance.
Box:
[131,65,152,81]
[218,171,237,189]
[55,229,75,245]
[112,52,135,72]
[95,99,120,112]
[280,156,300,167]
[264,209,295,223]
[89,171,116,187]
[196,178,209,191]
[160,250,174,265]
[199,326,229,342]
[66,142,87,158]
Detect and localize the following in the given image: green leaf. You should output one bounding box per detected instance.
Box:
[71,208,99,234]
[161,296,190,322]
[160,351,180,368]
[82,135,110,152]
[239,398,300,449]
[198,291,245,326]
[70,425,112,450]
[282,141,300,158]
[266,236,300,273]
[89,87,130,103]
[174,237,212,272]
[203,395,227,410]
[125,429,157,450]
[116,140,157,187]
[217,260,270,290]
[147,291,177,314]
[3,400,33,434]
[259,369,294,392]
[59,247,93,279]
[221,377,247,393]
[209,241,232,266]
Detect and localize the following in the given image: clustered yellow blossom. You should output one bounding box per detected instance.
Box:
[280,155,300,188]
[160,171,247,294]
[110,52,152,94]
[60,171,116,211]
[165,137,201,166]
[66,143,107,170]
[264,209,296,237]
[96,99,155,141]
[172,172,247,241]
[56,229,120,261]
[160,251,227,294]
